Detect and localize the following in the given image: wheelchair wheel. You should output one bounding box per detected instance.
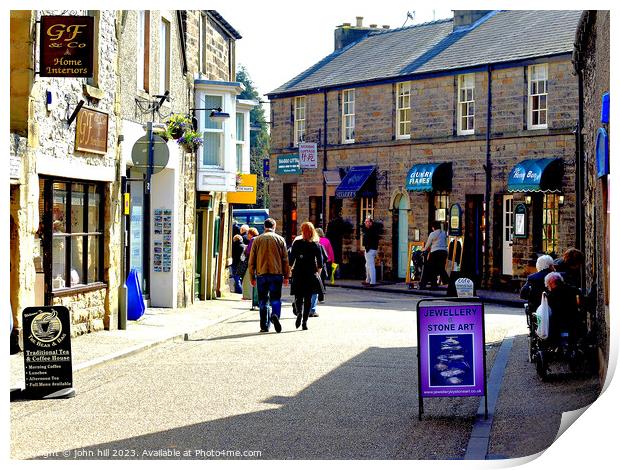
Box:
[535,351,548,381]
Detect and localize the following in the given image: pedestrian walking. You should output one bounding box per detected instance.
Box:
[361,217,381,287]
[289,222,325,330]
[249,218,290,333]
[307,228,333,316]
[241,227,259,300]
[230,234,245,294]
[419,221,449,289]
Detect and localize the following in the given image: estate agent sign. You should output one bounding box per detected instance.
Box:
[40,16,94,78]
[416,298,487,419]
[21,306,75,399]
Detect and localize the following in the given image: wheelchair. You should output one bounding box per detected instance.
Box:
[525,293,596,381]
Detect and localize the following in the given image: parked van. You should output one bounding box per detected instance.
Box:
[232,209,270,234]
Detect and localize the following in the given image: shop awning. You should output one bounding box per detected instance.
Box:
[335,165,376,199]
[405,162,452,192]
[507,158,563,192]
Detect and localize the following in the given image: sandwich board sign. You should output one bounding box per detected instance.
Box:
[416,298,487,419]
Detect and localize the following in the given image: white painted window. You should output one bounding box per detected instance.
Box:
[458,74,475,135]
[396,82,411,139]
[342,89,355,143]
[159,18,170,95]
[294,96,306,146]
[202,95,224,167]
[236,112,245,172]
[528,64,548,129]
[136,11,150,92]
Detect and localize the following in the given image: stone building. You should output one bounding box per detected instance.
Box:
[573,11,610,384]
[10,10,253,341]
[10,10,122,336]
[267,10,582,288]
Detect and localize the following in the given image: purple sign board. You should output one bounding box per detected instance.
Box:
[417,300,486,401]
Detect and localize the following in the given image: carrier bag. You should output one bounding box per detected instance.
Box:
[535,292,550,339]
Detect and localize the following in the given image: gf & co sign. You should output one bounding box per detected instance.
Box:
[40,16,94,78]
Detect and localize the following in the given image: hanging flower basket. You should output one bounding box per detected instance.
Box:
[166,114,192,140]
[177,129,203,153]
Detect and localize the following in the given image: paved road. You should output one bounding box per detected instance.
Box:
[10,288,598,460]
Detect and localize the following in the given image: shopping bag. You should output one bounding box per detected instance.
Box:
[535,292,550,339]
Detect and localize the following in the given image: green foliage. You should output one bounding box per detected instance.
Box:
[236,65,270,208]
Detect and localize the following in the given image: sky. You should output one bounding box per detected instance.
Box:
[215,1,452,104]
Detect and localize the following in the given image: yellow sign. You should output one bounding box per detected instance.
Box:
[227,174,257,204]
[124,193,130,215]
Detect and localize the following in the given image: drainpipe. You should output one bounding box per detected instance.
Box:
[575,66,586,289]
[322,89,328,231]
[483,65,493,287]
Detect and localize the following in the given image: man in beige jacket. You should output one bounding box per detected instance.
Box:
[249,218,290,333]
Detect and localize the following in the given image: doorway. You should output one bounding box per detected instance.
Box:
[282,183,297,245]
[463,195,484,284]
[502,195,514,276]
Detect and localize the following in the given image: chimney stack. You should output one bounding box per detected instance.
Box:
[334,17,383,51]
[452,10,492,31]
[356,16,363,27]
[382,25,390,29]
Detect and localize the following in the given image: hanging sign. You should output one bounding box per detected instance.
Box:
[39,16,95,78]
[75,108,109,154]
[416,298,487,419]
[276,154,301,174]
[228,174,257,204]
[299,142,318,169]
[21,306,75,399]
[448,204,462,236]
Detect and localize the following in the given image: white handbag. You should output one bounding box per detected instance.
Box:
[535,292,551,339]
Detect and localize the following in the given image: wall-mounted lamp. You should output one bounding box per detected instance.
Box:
[558,195,565,205]
[190,107,230,127]
[524,195,532,205]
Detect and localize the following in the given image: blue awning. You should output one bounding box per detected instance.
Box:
[405,162,452,192]
[335,165,376,199]
[507,158,563,192]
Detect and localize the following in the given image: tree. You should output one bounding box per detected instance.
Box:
[236,66,270,208]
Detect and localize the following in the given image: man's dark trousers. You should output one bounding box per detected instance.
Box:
[257,274,283,330]
[420,250,449,288]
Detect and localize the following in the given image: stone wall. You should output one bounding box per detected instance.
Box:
[52,288,107,336]
[269,59,578,284]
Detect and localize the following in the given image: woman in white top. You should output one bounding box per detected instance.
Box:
[419,221,450,289]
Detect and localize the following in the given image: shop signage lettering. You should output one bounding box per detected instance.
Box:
[22,306,74,398]
[40,16,94,78]
[277,155,301,174]
[416,301,486,399]
[408,170,432,186]
[75,107,109,154]
[299,142,318,169]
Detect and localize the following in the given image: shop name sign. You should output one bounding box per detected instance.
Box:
[40,16,94,78]
[416,298,487,417]
[75,108,109,154]
[22,306,75,399]
[408,170,432,186]
[299,142,318,169]
[277,154,302,174]
[511,167,540,180]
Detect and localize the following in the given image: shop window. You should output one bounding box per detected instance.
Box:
[41,178,104,291]
[432,192,450,229]
[359,197,375,246]
[542,193,559,255]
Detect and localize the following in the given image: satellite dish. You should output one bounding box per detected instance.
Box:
[131,133,170,175]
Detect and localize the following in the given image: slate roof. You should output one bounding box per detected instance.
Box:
[268,10,582,96]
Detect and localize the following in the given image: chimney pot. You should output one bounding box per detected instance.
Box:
[342,22,351,27]
[369,24,377,28]
[356,16,363,27]
[382,25,390,29]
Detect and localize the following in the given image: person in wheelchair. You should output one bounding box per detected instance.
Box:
[520,254,555,313]
[543,272,582,343]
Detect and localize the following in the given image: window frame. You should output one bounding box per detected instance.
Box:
[41,177,105,295]
[542,193,559,255]
[294,96,306,147]
[201,94,225,168]
[342,89,355,144]
[136,10,150,92]
[528,63,548,130]
[159,17,171,95]
[236,112,245,173]
[457,74,475,135]
[396,82,411,139]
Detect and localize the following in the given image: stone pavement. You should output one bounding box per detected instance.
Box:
[10,295,252,390]
[331,279,523,307]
